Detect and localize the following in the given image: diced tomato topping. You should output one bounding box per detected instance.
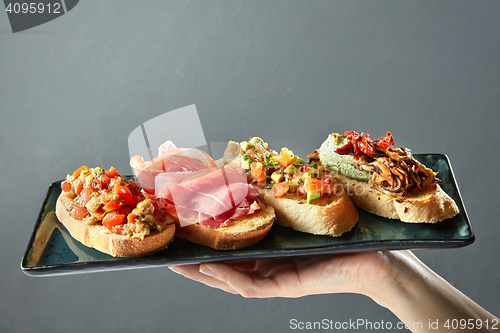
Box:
[72,166,88,181]
[127,179,140,192]
[100,174,110,187]
[105,166,120,178]
[116,205,133,216]
[127,213,137,224]
[144,193,156,201]
[104,200,121,212]
[92,207,106,221]
[110,225,123,233]
[61,181,71,192]
[91,179,103,192]
[76,182,84,196]
[115,186,140,206]
[321,180,336,195]
[102,212,126,229]
[70,205,87,220]
[272,181,289,198]
[80,187,93,204]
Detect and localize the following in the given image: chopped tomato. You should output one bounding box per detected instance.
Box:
[321,180,335,195]
[102,212,126,229]
[115,186,140,206]
[105,166,120,178]
[70,205,87,220]
[127,213,138,224]
[80,187,93,204]
[75,182,84,196]
[91,179,103,192]
[272,181,289,198]
[127,179,140,192]
[99,174,110,187]
[116,205,134,216]
[144,193,156,201]
[110,225,123,233]
[72,166,88,181]
[104,200,121,211]
[92,207,106,221]
[61,181,71,192]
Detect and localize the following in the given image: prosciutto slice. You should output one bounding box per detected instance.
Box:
[130,140,260,228]
[130,141,214,194]
[156,167,258,227]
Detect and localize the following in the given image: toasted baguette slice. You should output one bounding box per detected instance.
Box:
[172,204,275,250]
[255,188,358,237]
[327,172,459,223]
[55,196,175,257]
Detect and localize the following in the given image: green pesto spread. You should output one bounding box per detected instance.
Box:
[318,134,370,182]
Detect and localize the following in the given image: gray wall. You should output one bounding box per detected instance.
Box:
[1,1,499,332]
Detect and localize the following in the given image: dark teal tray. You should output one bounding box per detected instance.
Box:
[21,154,474,277]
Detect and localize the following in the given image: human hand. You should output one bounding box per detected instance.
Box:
[169,250,409,301]
[170,251,499,333]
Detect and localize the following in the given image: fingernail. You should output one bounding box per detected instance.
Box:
[199,265,212,277]
[169,266,181,274]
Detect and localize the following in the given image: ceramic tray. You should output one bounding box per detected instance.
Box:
[21,154,474,277]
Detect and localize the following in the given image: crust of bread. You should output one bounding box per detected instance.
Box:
[173,204,276,250]
[331,172,459,223]
[55,196,176,257]
[255,188,358,237]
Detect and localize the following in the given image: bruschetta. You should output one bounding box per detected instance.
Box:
[55,166,175,257]
[311,131,459,223]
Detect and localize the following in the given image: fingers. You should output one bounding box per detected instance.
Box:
[168,251,395,299]
[220,259,257,272]
[169,265,238,294]
[200,261,303,298]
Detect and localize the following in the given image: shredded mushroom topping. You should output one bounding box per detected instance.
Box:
[322,131,442,195]
[354,146,441,195]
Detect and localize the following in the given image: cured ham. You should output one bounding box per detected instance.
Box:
[130,141,214,194]
[130,141,260,228]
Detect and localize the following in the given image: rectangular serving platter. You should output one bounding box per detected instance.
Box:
[21,154,474,277]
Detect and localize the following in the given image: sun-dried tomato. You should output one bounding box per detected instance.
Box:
[374,132,395,149]
[336,131,376,159]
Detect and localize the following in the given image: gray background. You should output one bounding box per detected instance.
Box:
[1,1,499,332]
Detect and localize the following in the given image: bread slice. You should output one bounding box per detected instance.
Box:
[330,172,459,223]
[255,187,358,237]
[172,204,275,250]
[55,196,176,257]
